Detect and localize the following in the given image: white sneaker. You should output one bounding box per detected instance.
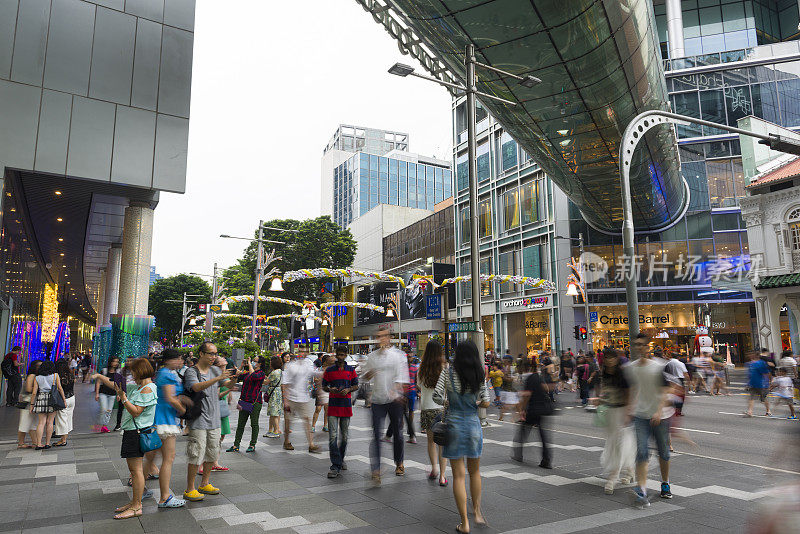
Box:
[604,480,615,495]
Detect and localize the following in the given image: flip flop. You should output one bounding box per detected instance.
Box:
[16,444,32,449]
[439,478,449,487]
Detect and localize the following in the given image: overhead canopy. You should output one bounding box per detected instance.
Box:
[386,0,688,233]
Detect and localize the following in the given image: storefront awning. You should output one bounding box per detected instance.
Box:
[755,274,800,290]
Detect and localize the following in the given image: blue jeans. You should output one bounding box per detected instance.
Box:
[328,415,350,471]
[633,416,671,464]
[370,401,404,472]
[98,393,115,426]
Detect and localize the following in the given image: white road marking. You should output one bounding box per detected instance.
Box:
[673,427,720,435]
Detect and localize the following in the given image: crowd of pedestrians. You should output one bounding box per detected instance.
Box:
[2,332,798,525]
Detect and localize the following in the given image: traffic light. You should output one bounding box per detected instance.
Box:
[579,326,587,340]
[573,325,580,340]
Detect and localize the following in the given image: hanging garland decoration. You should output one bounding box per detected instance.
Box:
[264,313,323,323]
[210,313,252,320]
[320,301,385,314]
[283,268,406,288]
[440,274,556,291]
[219,295,311,308]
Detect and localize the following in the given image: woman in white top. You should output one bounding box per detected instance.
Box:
[16,360,41,449]
[29,360,65,449]
[417,340,448,487]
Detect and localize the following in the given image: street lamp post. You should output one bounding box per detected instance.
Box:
[388,46,538,357]
[165,292,204,346]
[618,109,800,344]
[191,265,225,336]
[221,224,298,342]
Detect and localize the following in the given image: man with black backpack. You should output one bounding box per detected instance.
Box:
[182,342,234,502]
[2,346,22,406]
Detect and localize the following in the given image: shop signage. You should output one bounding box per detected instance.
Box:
[209,304,223,313]
[425,294,442,319]
[448,321,476,333]
[596,314,671,325]
[525,320,548,329]
[502,296,549,310]
[589,311,598,323]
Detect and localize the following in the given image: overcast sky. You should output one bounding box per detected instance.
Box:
[151,2,453,278]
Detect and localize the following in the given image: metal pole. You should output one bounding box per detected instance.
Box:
[580,233,592,351]
[251,220,263,342]
[206,263,217,335]
[396,288,403,349]
[466,43,485,356]
[179,292,187,346]
[620,158,640,344]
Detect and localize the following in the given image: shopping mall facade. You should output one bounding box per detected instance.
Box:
[0,1,194,396]
[358,0,800,363]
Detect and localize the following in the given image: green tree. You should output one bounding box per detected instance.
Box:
[148,274,212,340]
[220,216,357,317]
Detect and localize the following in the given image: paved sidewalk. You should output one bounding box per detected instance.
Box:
[0,381,789,533]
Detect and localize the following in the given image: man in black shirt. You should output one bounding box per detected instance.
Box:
[511,362,553,469]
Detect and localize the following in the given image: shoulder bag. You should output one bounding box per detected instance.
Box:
[264,372,281,403]
[49,375,66,410]
[432,368,454,446]
[130,385,162,453]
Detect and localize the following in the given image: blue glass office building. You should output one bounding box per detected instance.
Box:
[333,152,452,229]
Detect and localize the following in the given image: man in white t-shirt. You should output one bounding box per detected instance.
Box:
[664,352,689,416]
[778,350,798,379]
[624,333,672,507]
[362,326,409,485]
[282,347,319,453]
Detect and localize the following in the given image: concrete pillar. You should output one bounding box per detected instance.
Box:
[102,245,122,325]
[666,0,685,59]
[117,202,154,316]
[96,268,106,328]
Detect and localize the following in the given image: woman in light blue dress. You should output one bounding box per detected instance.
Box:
[434,340,490,533]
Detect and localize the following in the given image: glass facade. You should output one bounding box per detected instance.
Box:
[655,1,800,59]
[332,152,452,229]
[383,205,456,269]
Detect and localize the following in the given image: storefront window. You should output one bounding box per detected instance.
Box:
[502,187,520,231]
[478,198,492,239]
[525,309,550,356]
[520,180,540,225]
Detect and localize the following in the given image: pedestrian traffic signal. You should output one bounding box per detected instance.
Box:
[573,325,580,340]
[579,326,587,340]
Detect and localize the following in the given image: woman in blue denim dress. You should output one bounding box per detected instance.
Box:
[434,340,491,534]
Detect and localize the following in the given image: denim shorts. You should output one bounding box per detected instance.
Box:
[633,416,670,463]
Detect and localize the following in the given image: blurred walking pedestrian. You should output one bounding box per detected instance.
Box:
[595,348,634,494]
[95,356,123,433]
[434,340,489,533]
[363,327,409,485]
[417,339,448,486]
[625,333,673,507]
[512,358,553,469]
[282,348,319,453]
[746,351,772,417]
[53,358,75,446]
[312,354,334,433]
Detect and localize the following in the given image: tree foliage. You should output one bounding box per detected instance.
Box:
[148,274,212,338]
[220,216,357,321]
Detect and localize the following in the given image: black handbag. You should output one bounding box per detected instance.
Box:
[432,368,454,446]
[178,367,206,421]
[49,376,66,410]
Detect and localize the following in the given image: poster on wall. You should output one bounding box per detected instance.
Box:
[356,282,398,326]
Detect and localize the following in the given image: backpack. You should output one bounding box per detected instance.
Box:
[1,358,14,376]
[579,364,590,382]
[178,367,206,421]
